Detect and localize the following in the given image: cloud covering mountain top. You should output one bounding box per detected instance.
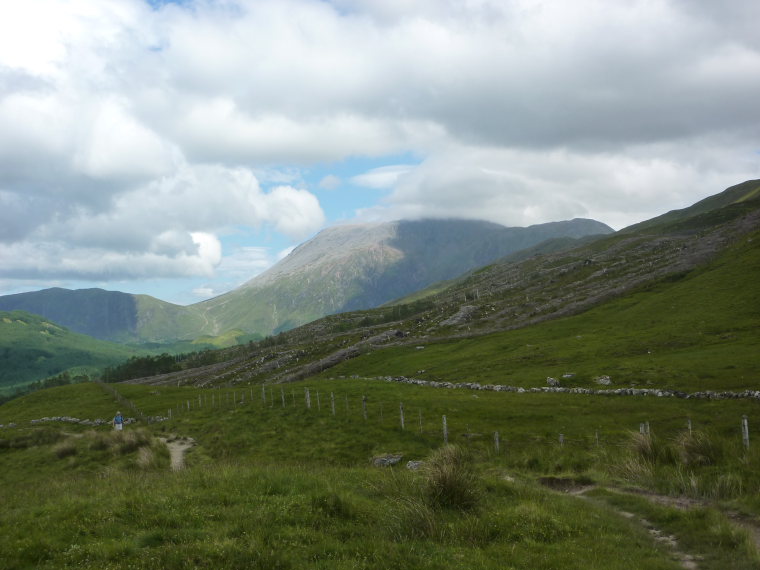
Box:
[1,0,758,303]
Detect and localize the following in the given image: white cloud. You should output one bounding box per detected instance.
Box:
[358,142,760,229]
[351,165,414,189]
[0,0,759,294]
[318,174,342,190]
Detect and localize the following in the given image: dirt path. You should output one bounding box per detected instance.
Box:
[159,436,195,471]
[536,477,760,569]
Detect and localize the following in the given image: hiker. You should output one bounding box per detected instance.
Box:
[113,411,124,431]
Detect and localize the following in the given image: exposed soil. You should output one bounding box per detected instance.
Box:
[159,436,195,471]
[537,476,760,569]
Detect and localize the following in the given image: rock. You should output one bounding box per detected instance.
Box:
[595,375,612,385]
[562,373,576,379]
[372,454,403,467]
[406,460,425,470]
[546,377,560,387]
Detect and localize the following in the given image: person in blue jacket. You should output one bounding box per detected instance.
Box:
[113,411,124,431]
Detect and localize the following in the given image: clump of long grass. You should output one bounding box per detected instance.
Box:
[628,431,676,464]
[674,430,723,467]
[422,445,479,510]
[52,439,78,459]
[385,496,440,541]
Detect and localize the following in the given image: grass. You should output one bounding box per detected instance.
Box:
[0,214,758,568]
[312,229,760,392]
[2,377,760,568]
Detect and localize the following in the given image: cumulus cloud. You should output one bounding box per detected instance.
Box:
[0,0,758,295]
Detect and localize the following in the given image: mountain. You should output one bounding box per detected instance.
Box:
[0,288,206,344]
[0,310,136,390]
[120,179,760,391]
[195,217,613,337]
[0,218,611,343]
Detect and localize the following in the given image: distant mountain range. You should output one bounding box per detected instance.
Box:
[0,310,135,389]
[0,217,612,344]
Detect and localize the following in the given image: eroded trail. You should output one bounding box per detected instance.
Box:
[159,436,195,471]
[538,477,760,569]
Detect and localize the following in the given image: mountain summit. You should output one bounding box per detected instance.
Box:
[195,218,613,336]
[0,217,612,342]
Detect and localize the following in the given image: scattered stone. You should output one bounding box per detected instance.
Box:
[546,377,560,387]
[595,375,612,385]
[406,460,425,470]
[562,373,576,379]
[372,454,403,467]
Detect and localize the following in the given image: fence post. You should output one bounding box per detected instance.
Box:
[559,433,564,447]
[362,395,367,420]
[419,410,423,433]
[742,415,750,450]
[400,402,405,430]
[262,385,266,403]
[443,415,448,444]
[331,392,336,416]
[687,418,692,435]
[305,388,311,409]
[595,430,599,447]
[494,431,500,454]
[187,400,190,411]
[281,388,286,408]
[316,391,321,411]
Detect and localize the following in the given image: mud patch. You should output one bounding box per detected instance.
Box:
[538,476,595,494]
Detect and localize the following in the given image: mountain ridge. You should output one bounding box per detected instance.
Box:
[0,217,612,343]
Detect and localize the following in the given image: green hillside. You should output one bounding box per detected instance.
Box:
[318,224,760,391]
[0,311,136,391]
[1,378,758,569]
[0,288,208,344]
[0,182,759,568]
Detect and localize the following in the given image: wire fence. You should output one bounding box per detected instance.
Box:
[102,382,756,456]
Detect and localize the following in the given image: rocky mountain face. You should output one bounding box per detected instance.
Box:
[194,217,613,337]
[121,179,760,388]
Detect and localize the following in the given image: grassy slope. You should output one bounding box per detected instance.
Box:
[1,381,759,569]
[318,227,760,392]
[0,312,136,391]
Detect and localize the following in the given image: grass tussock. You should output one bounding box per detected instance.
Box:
[675,430,723,466]
[422,445,480,511]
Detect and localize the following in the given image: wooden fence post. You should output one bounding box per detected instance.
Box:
[559,433,564,447]
[281,388,286,408]
[400,402,405,430]
[742,415,750,450]
[494,431,500,454]
[305,388,311,409]
[443,415,448,444]
[331,392,336,416]
[362,395,367,420]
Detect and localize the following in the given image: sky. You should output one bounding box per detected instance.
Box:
[1,0,759,305]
